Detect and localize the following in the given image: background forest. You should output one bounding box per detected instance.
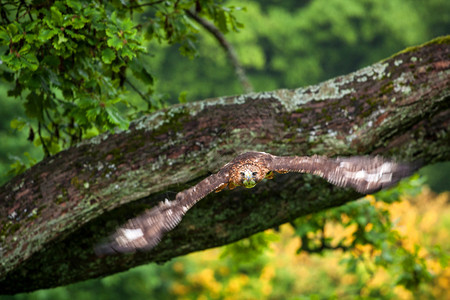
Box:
[0,0,449,299]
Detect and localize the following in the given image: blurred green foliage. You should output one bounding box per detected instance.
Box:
[0,0,449,298]
[0,84,42,181]
[150,0,448,102]
[1,0,449,186]
[0,0,243,184]
[420,162,450,193]
[293,176,433,288]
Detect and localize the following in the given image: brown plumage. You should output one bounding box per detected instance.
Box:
[94,152,418,255]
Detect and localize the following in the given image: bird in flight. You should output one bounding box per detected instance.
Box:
[95,151,417,255]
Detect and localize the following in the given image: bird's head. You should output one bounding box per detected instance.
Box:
[239,164,264,188]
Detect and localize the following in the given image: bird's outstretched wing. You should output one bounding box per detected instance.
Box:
[95,152,418,255]
[94,172,229,255]
[267,155,419,194]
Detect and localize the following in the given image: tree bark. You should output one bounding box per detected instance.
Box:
[0,36,449,294]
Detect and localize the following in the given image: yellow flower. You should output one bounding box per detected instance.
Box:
[173,262,184,273]
[225,274,249,294]
[171,282,189,296]
[260,266,275,282]
[393,285,413,300]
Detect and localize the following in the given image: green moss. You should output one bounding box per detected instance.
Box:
[53,186,70,204]
[70,176,80,187]
[383,35,450,61]
[1,221,21,237]
[27,208,40,221]
[152,107,191,137]
[108,147,124,161]
[380,82,394,94]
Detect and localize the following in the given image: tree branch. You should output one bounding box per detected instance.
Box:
[0,36,449,294]
[186,9,254,93]
[127,0,165,9]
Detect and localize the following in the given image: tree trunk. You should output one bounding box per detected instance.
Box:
[0,36,449,294]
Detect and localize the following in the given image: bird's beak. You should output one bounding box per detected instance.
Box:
[242,171,256,188]
[245,172,252,181]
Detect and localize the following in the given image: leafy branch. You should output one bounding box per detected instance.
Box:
[0,0,243,170]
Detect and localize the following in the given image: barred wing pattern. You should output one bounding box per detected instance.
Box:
[268,155,417,194]
[95,152,418,255]
[94,173,229,255]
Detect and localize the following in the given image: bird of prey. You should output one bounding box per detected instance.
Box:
[94,151,417,255]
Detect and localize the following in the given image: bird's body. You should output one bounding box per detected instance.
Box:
[95,152,418,255]
[216,151,272,191]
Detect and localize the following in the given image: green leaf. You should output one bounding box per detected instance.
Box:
[7,23,18,35]
[129,58,153,83]
[1,53,14,64]
[120,46,135,60]
[72,16,88,29]
[0,27,10,42]
[8,158,28,177]
[178,91,188,103]
[25,21,38,31]
[51,6,63,24]
[47,139,61,154]
[110,11,118,24]
[25,33,37,43]
[76,97,96,109]
[10,119,27,130]
[40,29,58,42]
[18,44,31,54]
[12,32,24,43]
[216,10,228,33]
[86,107,101,122]
[65,29,86,40]
[57,33,68,45]
[66,0,83,11]
[107,35,123,50]
[121,18,134,32]
[105,106,128,129]
[101,48,116,64]
[24,93,44,120]
[22,53,39,71]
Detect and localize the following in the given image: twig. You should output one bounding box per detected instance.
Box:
[186,9,253,94]
[125,77,153,110]
[38,122,50,157]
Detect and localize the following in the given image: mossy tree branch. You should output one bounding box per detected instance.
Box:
[0,36,449,294]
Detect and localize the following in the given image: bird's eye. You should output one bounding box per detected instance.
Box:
[252,172,257,176]
[240,172,245,177]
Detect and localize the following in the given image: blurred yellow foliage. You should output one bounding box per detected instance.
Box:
[224,274,249,295]
[173,261,185,273]
[169,188,449,299]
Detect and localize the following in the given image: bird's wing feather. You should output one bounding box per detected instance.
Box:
[267,155,418,194]
[95,172,229,255]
